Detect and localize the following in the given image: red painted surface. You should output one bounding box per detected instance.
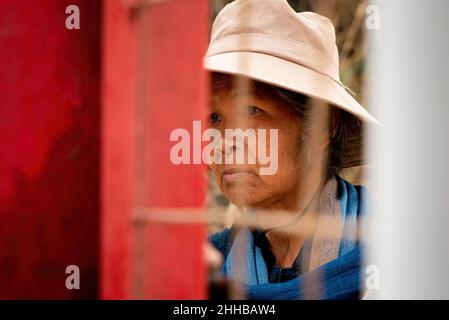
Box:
[0,0,207,299]
[101,0,209,299]
[0,1,101,298]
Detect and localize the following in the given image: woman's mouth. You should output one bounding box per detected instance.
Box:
[221,168,255,183]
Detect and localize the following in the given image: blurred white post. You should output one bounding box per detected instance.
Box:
[366,0,449,299]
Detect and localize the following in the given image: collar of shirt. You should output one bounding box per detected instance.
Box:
[251,228,312,283]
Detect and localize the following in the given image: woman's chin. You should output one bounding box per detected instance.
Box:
[224,190,260,208]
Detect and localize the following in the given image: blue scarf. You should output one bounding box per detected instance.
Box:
[219,175,369,300]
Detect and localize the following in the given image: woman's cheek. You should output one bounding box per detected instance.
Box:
[274,136,302,182]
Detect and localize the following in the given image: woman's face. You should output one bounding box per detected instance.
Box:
[208,82,306,211]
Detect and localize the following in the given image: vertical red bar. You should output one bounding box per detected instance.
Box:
[101,0,209,299]
[100,0,138,299]
[139,0,209,299]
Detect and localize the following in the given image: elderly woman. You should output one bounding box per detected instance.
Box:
[205,0,378,299]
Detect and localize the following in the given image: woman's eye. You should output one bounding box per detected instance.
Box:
[208,112,221,124]
[247,105,262,115]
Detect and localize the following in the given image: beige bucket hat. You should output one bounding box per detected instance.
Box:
[204,0,380,167]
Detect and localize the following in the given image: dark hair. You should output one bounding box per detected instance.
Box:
[211,72,351,179]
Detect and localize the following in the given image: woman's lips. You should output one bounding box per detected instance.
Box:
[221,168,255,183]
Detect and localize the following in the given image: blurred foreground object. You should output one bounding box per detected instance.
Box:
[0,0,101,299]
[367,0,449,299]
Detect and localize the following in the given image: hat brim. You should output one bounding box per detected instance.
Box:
[204,51,380,125]
[204,51,379,168]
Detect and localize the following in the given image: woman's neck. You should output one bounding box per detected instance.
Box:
[258,179,325,268]
[265,228,306,268]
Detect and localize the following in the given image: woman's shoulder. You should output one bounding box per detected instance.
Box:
[208,227,234,260]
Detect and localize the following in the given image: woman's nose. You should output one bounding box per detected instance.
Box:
[217,136,237,156]
[215,116,250,159]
